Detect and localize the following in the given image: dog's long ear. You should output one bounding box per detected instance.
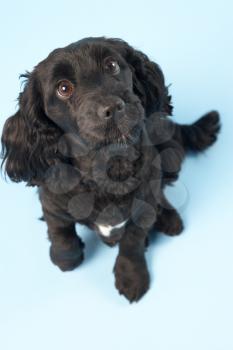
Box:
[127,49,173,116]
[1,71,63,185]
[108,38,173,116]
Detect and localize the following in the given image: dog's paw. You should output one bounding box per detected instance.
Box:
[113,255,150,303]
[155,208,184,236]
[50,238,85,272]
[193,110,221,150]
[100,235,120,247]
[101,239,118,247]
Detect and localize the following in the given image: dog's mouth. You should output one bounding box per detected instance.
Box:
[61,123,143,158]
[78,122,143,150]
[104,123,142,147]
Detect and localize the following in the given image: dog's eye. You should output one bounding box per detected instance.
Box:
[104,57,120,75]
[56,80,74,99]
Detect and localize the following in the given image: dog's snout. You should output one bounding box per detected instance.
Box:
[97,99,125,120]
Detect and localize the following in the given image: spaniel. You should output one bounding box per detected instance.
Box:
[1,37,220,302]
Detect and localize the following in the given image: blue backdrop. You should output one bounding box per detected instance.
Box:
[0,1,232,349]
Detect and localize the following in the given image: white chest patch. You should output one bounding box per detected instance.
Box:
[97,220,128,237]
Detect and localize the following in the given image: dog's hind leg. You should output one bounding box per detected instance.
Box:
[153,193,184,236]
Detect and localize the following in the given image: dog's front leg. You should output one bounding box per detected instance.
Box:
[48,223,85,272]
[39,190,85,272]
[113,222,150,303]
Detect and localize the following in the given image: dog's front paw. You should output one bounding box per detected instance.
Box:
[50,237,84,272]
[113,255,150,303]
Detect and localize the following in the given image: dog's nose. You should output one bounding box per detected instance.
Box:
[97,99,125,119]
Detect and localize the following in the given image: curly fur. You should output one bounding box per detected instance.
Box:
[1,37,221,302]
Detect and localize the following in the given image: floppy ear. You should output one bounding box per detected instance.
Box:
[1,71,64,185]
[108,39,173,116]
[127,49,173,116]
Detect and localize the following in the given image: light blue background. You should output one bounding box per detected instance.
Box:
[0,1,232,349]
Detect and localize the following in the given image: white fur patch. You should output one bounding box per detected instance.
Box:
[97,220,128,237]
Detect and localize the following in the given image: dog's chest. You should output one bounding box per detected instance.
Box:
[68,144,158,229]
[75,146,143,196]
[96,219,128,237]
[93,189,132,223]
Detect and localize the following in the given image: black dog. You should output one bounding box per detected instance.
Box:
[1,37,220,302]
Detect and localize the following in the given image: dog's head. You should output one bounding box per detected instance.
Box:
[1,37,172,184]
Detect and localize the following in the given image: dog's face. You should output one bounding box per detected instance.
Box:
[1,37,172,184]
[40,39,145,148]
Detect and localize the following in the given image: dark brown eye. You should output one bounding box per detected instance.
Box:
[104,57,120,75]
[56,80,74,99]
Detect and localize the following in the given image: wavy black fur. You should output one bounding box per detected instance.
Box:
[1,37,220,302]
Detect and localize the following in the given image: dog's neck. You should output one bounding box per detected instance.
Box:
[64,127,157,196]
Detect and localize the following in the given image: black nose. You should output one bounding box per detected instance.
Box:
[97,99,125,119]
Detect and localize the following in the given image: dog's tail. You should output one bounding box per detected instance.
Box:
[178,111,221,152]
